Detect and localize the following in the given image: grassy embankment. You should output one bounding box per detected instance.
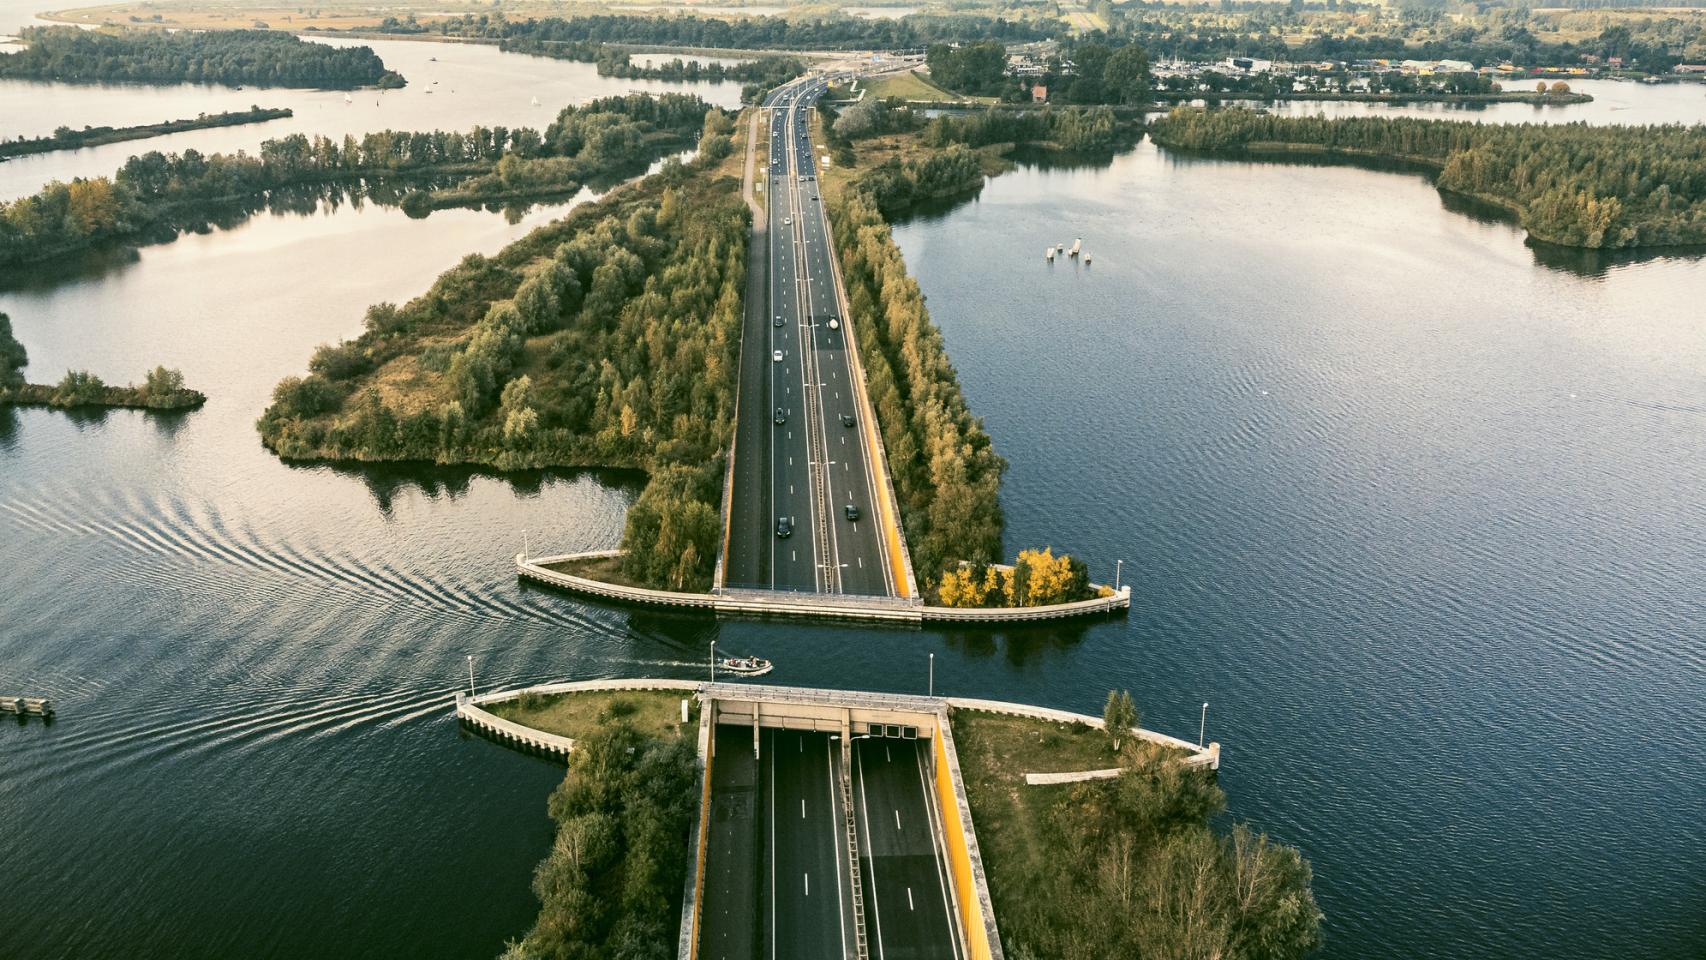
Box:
[953,708,1323,960]
[487,688,693,742]
[1149,106,1706,250]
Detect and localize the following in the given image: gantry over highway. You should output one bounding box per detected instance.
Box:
[720,76,916,600]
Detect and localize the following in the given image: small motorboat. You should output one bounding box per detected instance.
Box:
[716,656,773,677]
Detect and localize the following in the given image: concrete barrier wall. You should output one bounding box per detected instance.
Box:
[519,552,717,612]
[520,554,1131,625]
[934,718,1003,960]
[679,699,715,960]
[920,585,1131,623]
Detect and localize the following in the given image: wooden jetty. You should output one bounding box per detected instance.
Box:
[2,696,54,718]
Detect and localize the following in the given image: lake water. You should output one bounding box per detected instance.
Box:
[2,44,1704,960]
[0,37,745,201]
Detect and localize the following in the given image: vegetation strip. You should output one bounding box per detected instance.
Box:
[1149,107,1706,250]
[0,26,403,89]
[0,107,293,159]
[1,313,202,411]
[258,97,744,592]
[953,706,1320,959]
[0,95,708,270]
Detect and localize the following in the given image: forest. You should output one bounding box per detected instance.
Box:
[831,191,1005,586]
[927,39,1151,106]
[0,107,292,160]
[0,27,403,89]
[498,37,803,89]
[258,109,746,592]
[0,94,712,270]
[499,720,697,960]
[1149,107,1706,249]
[370,11,1048,50]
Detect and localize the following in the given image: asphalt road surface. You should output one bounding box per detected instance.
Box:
[724,78,895,596]
[762,728,857,960]
[701,725,760,960]
[853,738,962,960]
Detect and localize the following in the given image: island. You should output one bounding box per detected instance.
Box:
[1148,107,1706,250]
[0,107,293,160]
[0,26,404,89]
[1,312,204,411]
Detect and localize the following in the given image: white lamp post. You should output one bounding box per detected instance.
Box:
[1199,702,1209,749]
[466,655,475,698]
[710,640,717,683]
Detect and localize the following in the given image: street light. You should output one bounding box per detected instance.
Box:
[1115,559,1124,592]
[466,655,475,698]
[709,640,717,683]
[1199,702,1209,749]
[928,652,934,697]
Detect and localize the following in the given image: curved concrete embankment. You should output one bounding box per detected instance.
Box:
[454,677,702,757]
[517,551,1131,625]
[946,697,1221,770]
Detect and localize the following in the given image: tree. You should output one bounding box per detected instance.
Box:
[1103,689,1138,751]
[1550,80,1570,96]
[0,312,27,390]
[140,365,185,402]
[1102,44,1151,105]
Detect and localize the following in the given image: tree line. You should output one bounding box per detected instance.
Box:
[1,315,202,410]
[1149,107,1706,249]
[831,190,1006,586]
[0,106,292,159]
[371,11,1049,50]
[259,115,746,592]
[0,27,404,89]
[0,93,712,270]
[926,39,1151,107]
[498,37,803,86]
[936,547,1103,608]
[498,719,697,959]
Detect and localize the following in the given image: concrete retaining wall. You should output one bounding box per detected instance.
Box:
[456,678,703,758]
[934,716,1005,960]
[520,552,718,611]
[519,553,1131,625]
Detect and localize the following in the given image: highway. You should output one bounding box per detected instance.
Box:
[723,77,897,596]
[702,726,759,960]
[762,729,856,960]
[852,739,962,960]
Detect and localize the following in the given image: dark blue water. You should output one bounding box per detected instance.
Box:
[2,59,1704,960]
[886,144,1706,959]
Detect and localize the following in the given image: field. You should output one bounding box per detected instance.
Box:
[488,687,696,742]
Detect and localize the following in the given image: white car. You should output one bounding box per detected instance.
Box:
[773,349,784,362]
[784,217,792,225]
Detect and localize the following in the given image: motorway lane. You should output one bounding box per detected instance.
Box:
[701,726,760,960]
[853,739,962,960]
[724,77,895,595]
[762,729,855,960]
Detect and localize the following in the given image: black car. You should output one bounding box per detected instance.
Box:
[774,315,784,327]
[776,516,794,538]
[840,413,855,427]
[844,504,860,522]
[774,407,786,425]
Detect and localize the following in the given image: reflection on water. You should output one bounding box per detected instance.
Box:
[888,141,1706,960]
[3,24,1706,960]
[0,37,741,201]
